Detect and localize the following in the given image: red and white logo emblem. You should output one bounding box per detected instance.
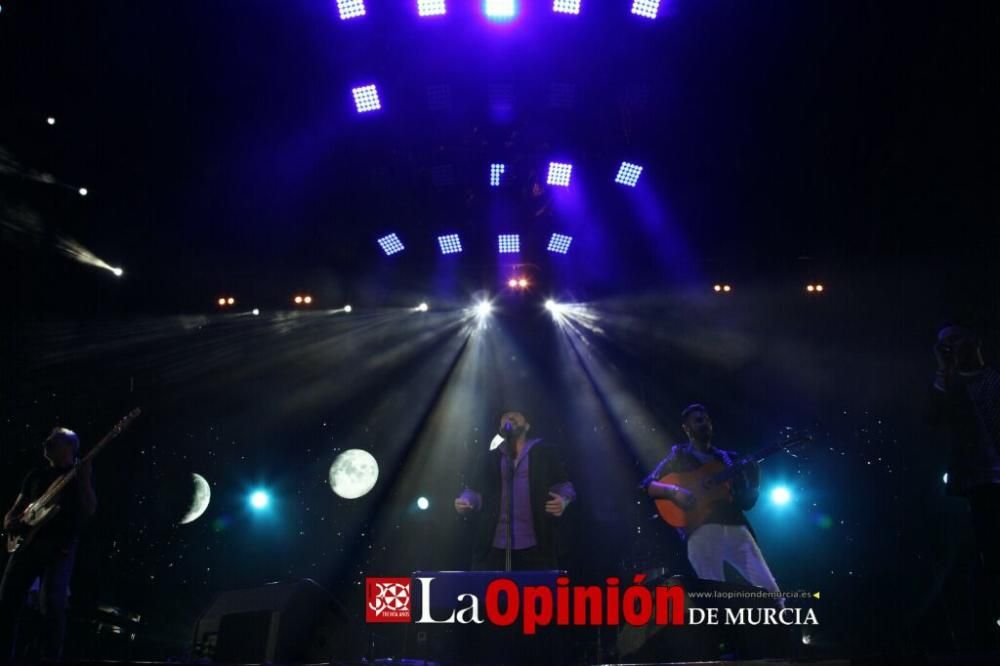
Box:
[366,577,412,623]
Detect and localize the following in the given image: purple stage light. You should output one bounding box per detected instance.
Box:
[547,233,573,254]
[490,163,506,187]
[547,162,573,187]
[438,234,463,255]
[418,0,447,17]
[377,233,405,256]
[337,0,366,20]
[553,0,581,15]
[485,0,516,21]
[631,0,660,19]
[352,84,381,113]
[615,161,644,187]
[498,234,520,254]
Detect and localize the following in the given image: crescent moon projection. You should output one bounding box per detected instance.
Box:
[329,449,379,499]
[180,473,211,524]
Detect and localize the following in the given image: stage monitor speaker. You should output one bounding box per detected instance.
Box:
[192,578,357,663]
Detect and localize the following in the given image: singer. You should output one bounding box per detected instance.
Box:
[454,411,576,570]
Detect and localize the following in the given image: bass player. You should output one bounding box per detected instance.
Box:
[0,427,96,661]
[642,404,781,599]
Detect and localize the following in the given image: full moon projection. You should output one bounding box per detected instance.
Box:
[179,473,211,525]
[329,449,379,500]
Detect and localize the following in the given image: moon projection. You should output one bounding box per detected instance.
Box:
[179,473,212,524]
[329,449,379,499]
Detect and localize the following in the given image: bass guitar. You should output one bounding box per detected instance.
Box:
[5,408,141,554]
[654,429,810,531]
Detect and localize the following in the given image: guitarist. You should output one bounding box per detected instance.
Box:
[0,427,96,661]
[642,404,781,599]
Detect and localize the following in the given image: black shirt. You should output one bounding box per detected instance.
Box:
[18,465,92,547]
[642,443,760,538]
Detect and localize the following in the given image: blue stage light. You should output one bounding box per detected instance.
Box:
[498,234,520,254]
[418,0,447,16]
[547,233,573,254]
[377,233,405,256]
[770,486,792,506]
[249,490,270,510]
[352,84,381,113]
[615,161,644,186]
[338,0,366,20]
[553,0,581,14]
[438,234,463,255]
[490,163,506,187]
[485,0,516,21]
[547,162,573,187]
[631,0,660,19]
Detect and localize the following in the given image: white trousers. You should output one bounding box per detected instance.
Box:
[686,523,781,595]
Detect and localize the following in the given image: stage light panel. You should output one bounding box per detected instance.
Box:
[490,163,506,187]
[344,305,353,312]
[498,234,520,254]
[294,295,303,304]
[508,279,518,288]
[518,278,528,288]
[615,161,644,186]
[416,496,430,510]
[47,117,56,125]
[418,0,446,16]
[337,0,366,20]
[218,298,227,306]
[475,301,493,317]
[303,295,313,305]
[377,233,405,256]
[79,187,89,196]
[547,162,573,187]
[631,0,660,19]
[438,234,463,255]
[485,0,516,20]
[547,233,573,254]
[553,0,580,15]
[352,84,381,113]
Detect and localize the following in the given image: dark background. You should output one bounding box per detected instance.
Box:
[0,0,995,660]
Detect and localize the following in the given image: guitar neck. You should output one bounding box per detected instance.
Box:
[708,438,804,485]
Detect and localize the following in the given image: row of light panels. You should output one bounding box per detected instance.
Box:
[338,1,662,21]
[378,232,574,256]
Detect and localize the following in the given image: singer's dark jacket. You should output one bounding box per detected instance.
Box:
[463,440,572,565]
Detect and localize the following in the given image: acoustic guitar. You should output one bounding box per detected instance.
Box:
[654,429,810,531]
[5,408,141,554]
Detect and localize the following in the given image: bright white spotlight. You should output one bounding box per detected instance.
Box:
[475,301,493,318]
[47,117,56,125]
[111,267,124,277]
[546,161,573,187]
[249,490,270,510]
[416,496,430,510]
[252,308,260,316]
[337,0,366,20]
[631,0,660,19]
[770,486,792,506]
[227,297,235,306]
[553,0,581,15]
[344,304,353,313]
[517,278,528,288]
[78,187,88,196]
[418,0,446,16]
[352,84,381,113]
[417,302,429,312]
[303,295,313,305]
[485,0,516,20]
[943,473,948,484]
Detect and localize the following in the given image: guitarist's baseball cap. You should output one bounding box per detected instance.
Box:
[44,427,80,454]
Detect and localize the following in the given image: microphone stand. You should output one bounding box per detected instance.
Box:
[504,439,514,572]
